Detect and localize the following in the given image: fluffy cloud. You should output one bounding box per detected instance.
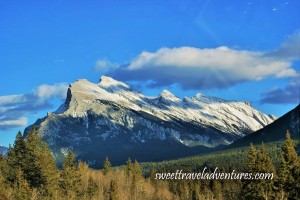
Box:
[260,79,300,104]
[0,83,68,130]
[108,46,297,89]
[266,31,300,60]
[34,83,68,100]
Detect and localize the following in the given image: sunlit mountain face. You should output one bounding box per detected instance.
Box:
[24,76,276,167]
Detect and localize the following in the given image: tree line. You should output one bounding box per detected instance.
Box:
[0,129,299,200]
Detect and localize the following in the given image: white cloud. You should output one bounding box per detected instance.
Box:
[108,46,298,89]
[0,83,68,130]
[0,95,26,106]
[34,83,68,99]
[0,117,28,128]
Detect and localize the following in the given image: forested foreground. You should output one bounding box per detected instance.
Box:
[0,129,299,200]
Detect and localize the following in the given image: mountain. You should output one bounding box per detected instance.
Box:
[0,145,8,156]
[24,76,276,167]
[229,104,299,148]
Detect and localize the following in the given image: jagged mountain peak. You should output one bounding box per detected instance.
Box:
[160,89,174,97]
[192,93,226,104]
[58,77,277,126]
[98,76,131,91]
[158,90,181,102]
[69,76,132,98]
[73,78,90,85]
[25,76,278,167]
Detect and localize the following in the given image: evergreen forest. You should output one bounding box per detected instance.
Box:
[0,129,299,200]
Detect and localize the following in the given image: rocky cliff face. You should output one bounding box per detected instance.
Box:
[24,76,276,167]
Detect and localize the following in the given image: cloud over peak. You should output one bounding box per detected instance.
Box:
[108,46,297,89]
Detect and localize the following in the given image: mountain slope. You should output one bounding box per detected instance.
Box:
[142,105,299,174]
[24,76,276,167]
[229,104,299,148]
[0,145,8,156]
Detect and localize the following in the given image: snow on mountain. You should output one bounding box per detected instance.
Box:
[60,76,275,135]
[24,76,276,167]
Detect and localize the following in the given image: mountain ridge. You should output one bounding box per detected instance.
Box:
[229,104,299,149]
[24,76,276,167]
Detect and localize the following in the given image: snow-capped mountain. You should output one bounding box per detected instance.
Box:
[0,145,8,156]
[24,76,276,167]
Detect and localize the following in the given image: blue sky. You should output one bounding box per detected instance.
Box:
[0,0,299,146]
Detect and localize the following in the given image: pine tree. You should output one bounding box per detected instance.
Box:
[130,160,143,199]
[103,157,112,175]
[277,154,289,200]
[255,143,276,200]
[256,144,276,172]
[212,180,222,200]
[6,132,27,184]
[192,181,201,200]
[132,159,142,180]
[241,144,258,199]
[13,131,26,169]
[76,160,89,197]
[126,157,133,176]
[23,128,59,197]
[278,131,300,200]
[109,179,118,200]
[24,128,47,187]
[86,177,97,199]
[38,142,59,196]
[13,167,32,200]
[60,151,80,197]
[0,158,10,200]
[241,143,276,199]
[247,143,257,173]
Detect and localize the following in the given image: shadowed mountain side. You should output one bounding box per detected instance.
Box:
[229,104,299,149]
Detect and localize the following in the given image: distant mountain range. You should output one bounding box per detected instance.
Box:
[0,145,8,156]
[24,76,276,167]
[229,104,299,148]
